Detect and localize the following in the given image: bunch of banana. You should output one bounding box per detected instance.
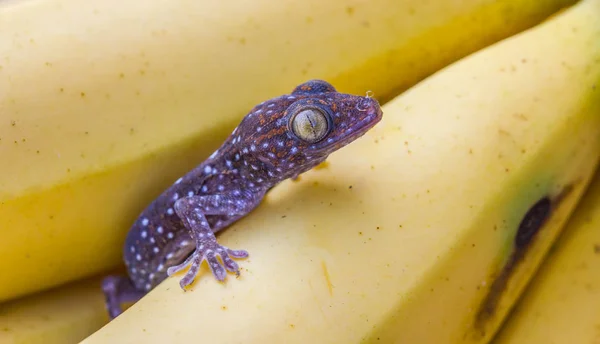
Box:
[79,0,598,342]
[0,0,575,305]
[491,171,600,343]
[0,0,596,342]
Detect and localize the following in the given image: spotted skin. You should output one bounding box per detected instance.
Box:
[101,80,383,319]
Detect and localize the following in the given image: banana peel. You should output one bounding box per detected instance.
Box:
[0,0,578,304]
[81,0,600,342]
[491,169,600,343]
[0,275,109,344]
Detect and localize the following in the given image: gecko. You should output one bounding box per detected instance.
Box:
[101,79,383,319]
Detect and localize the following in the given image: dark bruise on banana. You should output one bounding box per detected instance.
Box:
[471,182,576,338]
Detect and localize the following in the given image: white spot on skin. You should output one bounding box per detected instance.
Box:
[145,283,151,291]
[209,150,219,159]
[277,141,284,147]
[141,231,147,238]
[218,185,225,191]
[250,144,256,151]
[257,178,263,183]
[188,191,194,197]
[249,182,255,187]
[327,138,334,143]
[242,148,249,154]
[157,226,164,234]
[150,237,155,244]
[201,185,208,192]
[212,167,217,174]
[167,208,174,215]
[267,103,275,107]
[204,165,212,174]
[226,160,233,168]
[157,264,164,271]
[201,221,208,226]
[130,246,135,253]
[251,165,258,170]
[287,96,296,99]
[262,142,269,148]
[267,110,273,115]
[235,154,240,161]
[175,177,183,184]
[289,162,295,168]
[153,247,159,253]
[236,135,241,142]
[131,267,137,273]
[290,147,298,154]
[167,232,174,239]
[141,218,149,226]
[257,127,262,132]
[166,253,174,260]
[136,254,142,261]
[172,193,179,201]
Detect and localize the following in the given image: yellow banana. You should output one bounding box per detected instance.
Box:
[491,171,600,342]
[81,0,600,342]
[0,0,577,304]
[0,275,108,344]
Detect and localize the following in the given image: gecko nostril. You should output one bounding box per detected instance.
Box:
[356,98,372,112]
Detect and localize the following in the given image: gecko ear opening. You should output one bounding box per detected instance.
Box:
[291,79,337,95]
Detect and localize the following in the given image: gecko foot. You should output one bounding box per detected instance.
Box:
[101,275,145,319]
[166,240,249,289]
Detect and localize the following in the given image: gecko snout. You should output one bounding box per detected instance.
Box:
[357,96,383,124]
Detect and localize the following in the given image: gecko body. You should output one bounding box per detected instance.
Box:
[102,80,383,318]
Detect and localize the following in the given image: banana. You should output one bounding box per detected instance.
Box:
[0,0,577,305]
[0,275,109,344]
[491,171,600,343]
[81,0,600,342]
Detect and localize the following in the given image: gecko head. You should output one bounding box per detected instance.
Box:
[236,80,383,178]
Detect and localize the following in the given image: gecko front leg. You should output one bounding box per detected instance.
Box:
[167,188,266,289]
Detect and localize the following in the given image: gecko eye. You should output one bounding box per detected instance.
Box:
[290,108,331,143]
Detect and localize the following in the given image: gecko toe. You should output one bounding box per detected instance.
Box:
[227,248,249,259]
[166,253,195,276]
[206,250,228,281]
[179,254,202,288]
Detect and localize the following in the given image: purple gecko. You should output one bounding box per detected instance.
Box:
[101,80,383,318]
